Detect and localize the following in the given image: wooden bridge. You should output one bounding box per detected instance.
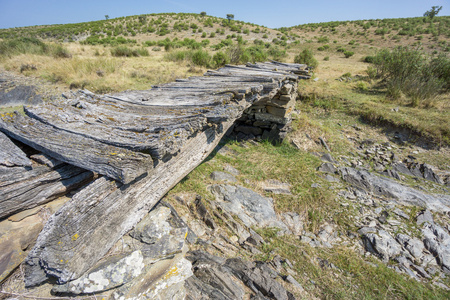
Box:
[0,62,309,287]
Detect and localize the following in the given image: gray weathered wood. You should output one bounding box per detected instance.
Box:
[0,131,31,167]
[0,164,93,219]
[0,113,152,184]
[14,61,308,286]
[24,118,238,286]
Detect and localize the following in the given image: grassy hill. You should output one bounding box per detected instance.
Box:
[0,13,449,144]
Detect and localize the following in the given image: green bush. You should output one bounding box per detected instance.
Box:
[212,51,229,68]
[111,46,140,57]
[344,51,354,58]
[363,55,375,63]
[372,46,448,104]
[294,49,319,69]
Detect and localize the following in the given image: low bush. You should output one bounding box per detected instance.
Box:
[344,51,354,58]
[294,49,318,69]
[372,46,449,105]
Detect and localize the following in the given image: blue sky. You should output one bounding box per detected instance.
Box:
[0,0,449,29]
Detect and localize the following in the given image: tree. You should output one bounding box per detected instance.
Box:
[105,15,110,20]
[226,14,234,23]
[200,12,207,16]
[423,6,442,20]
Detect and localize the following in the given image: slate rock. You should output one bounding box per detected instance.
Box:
[421,164,443,184]
[396,233,425,259]
[339,167,450,213]
[209,184,288,231]
[417,209,434,226]
[317,162,337,174]
[422,223,450,273]
[362,229,402,262]
[262,179,292,195]
[392,163,414,176]
[280,212,303,235]
[223,164,240,176]
[53,251,145,294]
[210,171,237,183]
[130,206,172,244]
[224,258,295,300]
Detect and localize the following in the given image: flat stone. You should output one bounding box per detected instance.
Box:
[422,223,450,273]
[317,162,337,174]
[0,214,44,283]
[234,125,263,136]
[53,251,145,294]
[396,233,425,259]
[255,112,290,125]
[209,184,288,231]
[362,229,402,262]
[130,206,172,244]
[223,164,240,176]
[280,212,303,235]
[417,209,434,225]
[210,171,237,183]
[262,179,292,195]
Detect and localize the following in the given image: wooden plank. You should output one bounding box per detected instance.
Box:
[24,117,240,286]
[0,131,31,167]
[0,164,93,219]
[0,113,152,184]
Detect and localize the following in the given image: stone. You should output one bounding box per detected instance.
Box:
[235,125,263,136]
[392,163,414,177]
[393,208,409,220]
[255,112,290,125]
[193,195,217,230]
[396,233,425,259]
[0,214,44,283]
[317,162,337,174]
[280,212,303,235]
[224,164,240,176]
[53,251,145,294]
[417,209,434,225]
[266,106,292,118]
[186,251,246,300]
[362,229,402,262]
[224,258,294,300]
[320,153,338,164]
[210,171,237,183]
[209,184,288,231]
[421,164,443,184]
[114,253,192,300]
[130,206,172,244]
[339,167,450,213]
[324,174,339,182]
[262,179,292,195]
[284,275,304,292]
[422,223,450,273]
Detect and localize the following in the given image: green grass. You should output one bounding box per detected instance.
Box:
[254,233,450,299]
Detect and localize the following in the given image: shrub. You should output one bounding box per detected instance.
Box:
[111,46,139,57]
[372,46,447,104]
[324,56,329,61]
[212,51,229,68]
[294,49,319,69]
[344,51,354,58]
[364,55,375,63]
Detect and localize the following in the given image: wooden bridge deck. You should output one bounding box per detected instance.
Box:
[0,61,308,286]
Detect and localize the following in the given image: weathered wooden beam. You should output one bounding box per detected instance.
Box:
[0,131,31,167]
[0,113,152,184]
[24,118,239,286]
[0,164,93,219]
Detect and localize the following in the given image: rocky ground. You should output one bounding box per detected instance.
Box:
[1,70,450,299]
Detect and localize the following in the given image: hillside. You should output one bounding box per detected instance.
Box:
[1,13,450,300]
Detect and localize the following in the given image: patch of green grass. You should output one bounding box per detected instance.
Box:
[254,233,450,299]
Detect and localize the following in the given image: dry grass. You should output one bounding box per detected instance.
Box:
[1,44,205,93]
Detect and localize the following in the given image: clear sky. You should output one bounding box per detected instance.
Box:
[0,0,449,29]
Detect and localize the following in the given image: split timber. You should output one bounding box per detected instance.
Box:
[0,61,309,286]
